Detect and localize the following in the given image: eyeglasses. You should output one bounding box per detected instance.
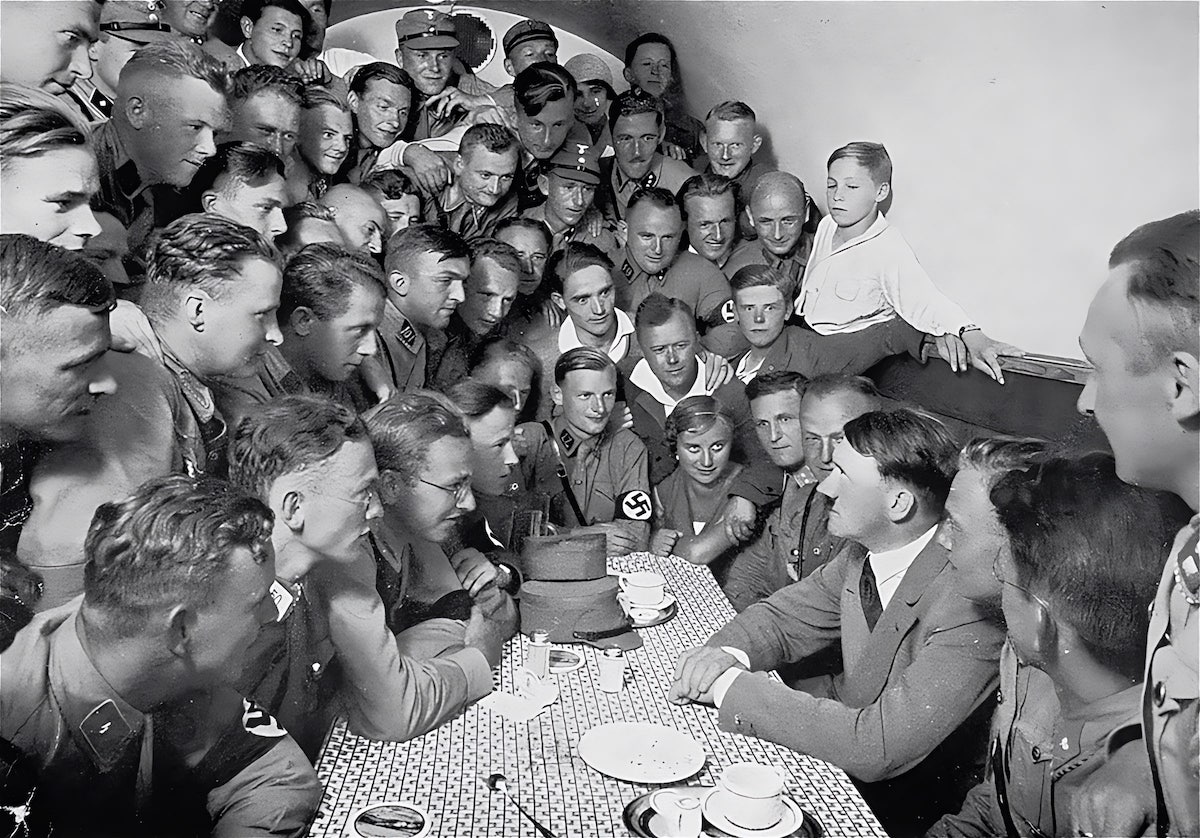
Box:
[992,553,1053,611]
[307,486,379,512]
[418,476,473,506]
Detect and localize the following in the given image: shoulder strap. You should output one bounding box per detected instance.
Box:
[541,420,588,525]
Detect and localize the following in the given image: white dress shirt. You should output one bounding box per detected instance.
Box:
[627,358,711,413]
[558,308,636,363]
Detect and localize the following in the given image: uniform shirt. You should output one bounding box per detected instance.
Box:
[523,416,649,527]
[724,237,816,291]
[426,181,518,242]
[928,642,1145,838]
[211,346,316,431]
[613,250,733,327]
[429,313,491,392]
[598,153,697,222]
[60,78,114,123]
[1144,515,1199,838]
[694,157,768,242]
[1,603,320,836]
[522,204,621,262]
[798,213,973,337]
[375,299,428,395]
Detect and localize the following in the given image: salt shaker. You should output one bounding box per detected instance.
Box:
[526,630,551,679]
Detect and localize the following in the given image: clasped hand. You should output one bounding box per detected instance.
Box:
[667,646,743,706]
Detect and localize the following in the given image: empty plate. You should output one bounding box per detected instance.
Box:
[578,722,706,784]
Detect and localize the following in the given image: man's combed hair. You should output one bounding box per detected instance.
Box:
[677,172,737,221]
[635,292,693,333]
[0,83,90,170]
[665,395,735,448]
[745,369,804,403]
[0,234,115,318]
[627,186,679,217]
[349,61,415,96]
[228,394,368,501]
[843,408,959,508]
[959,435,1049,489]
[459,123,518,157]
[608,88,664,131]
[241,0,312,43]
[706,100,755,124]
[364,391,469,485]
[471,238,523,277]
[280,242,384,322]
[827,141,892,186]
[231,63,305,106]
[83,475,274,638]
[991,452,1192,676]
[494,216,552,250]
[302,84,349,112]
[191,141,285,198]
[543,241,612,297]
[385,223,470,275]
[623,32,679,74]
[729,264,795,305]
[513,62,577,117]
[141,213,279,322]
[119,40,230,97]
[801,373,881,407]
[467,337,542,384]
[283,200,336,225]
[554,346,615,385]
[1108,209,1200,369]
[445,379,515,420]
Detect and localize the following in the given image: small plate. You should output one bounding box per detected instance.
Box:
[578,722,705,784]
[702,790,811,838]
[622,788,822,838]
[619,592,679,628]
[620,590,677,611]
[345,801,431,837]
[548,648,584,675]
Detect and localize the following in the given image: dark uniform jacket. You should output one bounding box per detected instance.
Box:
[0,603,321,837]
[613,250,733,329]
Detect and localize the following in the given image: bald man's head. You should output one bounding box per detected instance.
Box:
[749,171,808,258]
[320,184,386,255]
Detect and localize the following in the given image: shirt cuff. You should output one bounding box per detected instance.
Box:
[720,646,751,669]
[712,668,744,709]
[374,139,411,171]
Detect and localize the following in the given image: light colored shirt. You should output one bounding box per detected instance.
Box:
[797,213,972,337]
[734,352,765,383]
[558,308,636,362]
[628,358,710,414]
[711,523,938,706]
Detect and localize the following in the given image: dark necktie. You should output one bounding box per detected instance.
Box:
[860,559,883,631]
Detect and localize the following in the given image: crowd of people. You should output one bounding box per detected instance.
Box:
[0,2,1196,837]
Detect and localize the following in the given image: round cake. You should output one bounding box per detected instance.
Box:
[521,532,607,581]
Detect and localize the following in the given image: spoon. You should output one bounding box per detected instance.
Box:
[487,773,556,838]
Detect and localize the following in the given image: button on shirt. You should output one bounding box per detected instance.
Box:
[798,213,973,337]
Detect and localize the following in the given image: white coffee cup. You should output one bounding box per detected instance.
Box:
[718,762,787,830]
[597,649,627,693]
[649,790,702,838]
[618,571,666,606]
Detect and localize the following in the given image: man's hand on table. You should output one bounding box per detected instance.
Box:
[464,587,518,667]
[668,646,744,706]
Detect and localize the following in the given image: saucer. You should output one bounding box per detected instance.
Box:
[622,788,822,838]
[702,790,809,838]
[619,591,677,618]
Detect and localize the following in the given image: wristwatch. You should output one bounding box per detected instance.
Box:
[958,323,981,339]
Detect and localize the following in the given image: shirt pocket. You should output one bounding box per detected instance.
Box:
[833,277,862,302]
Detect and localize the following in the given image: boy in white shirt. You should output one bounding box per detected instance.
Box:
[797,142,1020,383]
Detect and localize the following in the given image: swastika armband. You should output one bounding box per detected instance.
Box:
[616,490,652,521]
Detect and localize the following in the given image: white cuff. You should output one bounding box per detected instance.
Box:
[712,668,744,709]
[374,139,411,171]
[720,646,751,669]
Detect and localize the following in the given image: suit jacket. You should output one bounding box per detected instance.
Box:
[711,538,1003,834]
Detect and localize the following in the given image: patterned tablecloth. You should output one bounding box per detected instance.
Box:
[309,553,888,837]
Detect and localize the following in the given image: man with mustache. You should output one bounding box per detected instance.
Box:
[91,40,230,257]
[599,89,696,223]
[212,243,385,427]
[19,215,283,610]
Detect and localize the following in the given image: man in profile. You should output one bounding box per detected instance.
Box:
[194,141,289,239]
[1,474,321,835]
[0,0,100,96]
[318,183,387,255]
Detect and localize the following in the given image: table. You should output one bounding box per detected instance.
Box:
[310,553,888,837]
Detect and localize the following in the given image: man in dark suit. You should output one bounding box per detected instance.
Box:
[669,408,1003,836]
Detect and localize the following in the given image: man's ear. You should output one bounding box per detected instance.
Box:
[165,604,192,659]
[887,487,915,523]
[388,269,408,298]
[874,182,891,205]
[378,468,404,505]
[536,173,550,197]
[623,66,635,86]
[503,57,515,78]
[550,290,565,311]
[124,95,146,130]
[347,90,360,111]
[452,154,466,179]
[750,133,763,156]
[279,489,304,532]
[1168,351,1200,425]
[200,191,219,212]
[290,306,317,337]
[239,16,255,41]
[185,292,207,332]
[551,383,564,408]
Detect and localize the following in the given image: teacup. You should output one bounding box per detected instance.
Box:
[618,571,666,606]
[718,762,787,830]
[649,789,702,838]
